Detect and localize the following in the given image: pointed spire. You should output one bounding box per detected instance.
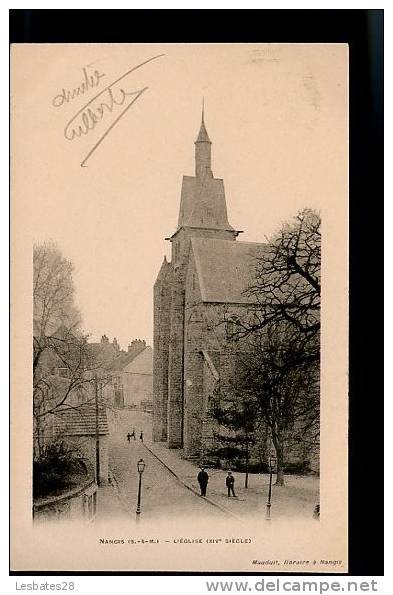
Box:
[155,254,170,285]
[195,98,211,144]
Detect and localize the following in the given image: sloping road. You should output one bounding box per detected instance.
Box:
[108,409,227,520]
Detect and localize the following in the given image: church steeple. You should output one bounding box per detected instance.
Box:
[195,100,212,178]
[175,107,237,238]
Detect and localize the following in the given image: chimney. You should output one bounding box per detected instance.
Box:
[127,339,146,356]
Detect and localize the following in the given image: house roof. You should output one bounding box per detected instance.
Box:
[109,345,151,372]
[87,342,123,369]
[191,237,268,303]
[53,403,109,436]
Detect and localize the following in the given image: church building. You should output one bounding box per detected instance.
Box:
[153,110,267,460]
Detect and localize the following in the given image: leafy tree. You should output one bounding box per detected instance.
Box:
[33,440,88,499]
[210,386,258,488]
[234,325,319,486]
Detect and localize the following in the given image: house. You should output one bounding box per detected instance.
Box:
[109,341,153,409]
[53,402,110,485]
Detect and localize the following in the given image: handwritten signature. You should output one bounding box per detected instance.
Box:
[58,55,165,167]
[52,67,106,108]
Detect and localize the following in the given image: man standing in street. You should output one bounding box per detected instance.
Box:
[197,467,209,497]
[226,471,236,497]
[127,432,131,442]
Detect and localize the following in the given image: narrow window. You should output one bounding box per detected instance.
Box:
[226,315,240,341]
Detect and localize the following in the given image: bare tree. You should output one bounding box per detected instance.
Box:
[33,242,115,458]
[232,209,320,359]
[217,210,321,485]
[33,241,80,338]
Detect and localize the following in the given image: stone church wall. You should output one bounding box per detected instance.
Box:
[167,265,187,448]
[153,263,172,442]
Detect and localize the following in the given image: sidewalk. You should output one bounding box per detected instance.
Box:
[143,439,319,521]
[94,476,133,524]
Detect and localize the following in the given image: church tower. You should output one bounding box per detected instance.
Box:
[172,106,237,267]
[153,107,238,448]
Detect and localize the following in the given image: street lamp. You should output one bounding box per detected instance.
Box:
[266,454,277,521]
[136,458,146,517]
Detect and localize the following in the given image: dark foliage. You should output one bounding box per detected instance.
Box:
[284,460,313,475]
[33,441,88,500]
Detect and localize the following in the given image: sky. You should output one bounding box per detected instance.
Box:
[12,43,347,348]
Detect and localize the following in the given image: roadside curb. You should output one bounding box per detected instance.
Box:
[108,468,134,518]
[142,442,243,522]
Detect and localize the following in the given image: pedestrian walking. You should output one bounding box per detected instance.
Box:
[131,429,136,440]
[226,471,236,497]
[140,431,144,442]
[126,433,131,442]
[197,467,209,497]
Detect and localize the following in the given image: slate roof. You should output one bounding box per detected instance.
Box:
[191,237,268,303]
[53,403,109,436]
[177,175,234,231]
[109,346,150,372]
[195,118,211,143]
[87,342,122,369]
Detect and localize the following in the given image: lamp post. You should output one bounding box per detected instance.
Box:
[136,458,146,517]
[266,454,277,520]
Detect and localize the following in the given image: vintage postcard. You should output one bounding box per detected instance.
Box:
[11,43,348,572]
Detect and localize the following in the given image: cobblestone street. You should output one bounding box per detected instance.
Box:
[103,409,319,525]
[107,409,228,522]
